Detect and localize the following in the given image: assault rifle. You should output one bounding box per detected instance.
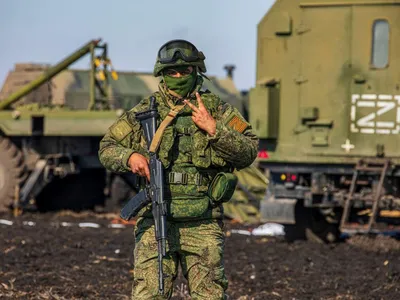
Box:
[120,96,167,295]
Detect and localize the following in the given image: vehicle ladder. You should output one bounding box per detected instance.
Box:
[340,158,391,234]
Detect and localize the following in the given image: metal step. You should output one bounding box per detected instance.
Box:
[355,166,386,172]
[341,223,400,234]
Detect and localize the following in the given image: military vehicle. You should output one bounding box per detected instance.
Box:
[0,38,264,217]
[249,0,400,242]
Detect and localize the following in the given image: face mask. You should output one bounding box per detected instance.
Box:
[163,71,196,98]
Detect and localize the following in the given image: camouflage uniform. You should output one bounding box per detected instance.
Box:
[98,40,258,299]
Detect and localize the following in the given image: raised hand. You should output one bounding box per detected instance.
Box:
[184,92,216,136]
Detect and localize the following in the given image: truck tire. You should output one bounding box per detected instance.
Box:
[284,200,307,242]
[284,202,340,243]
[0,137,26,212]
[304,208,340,243]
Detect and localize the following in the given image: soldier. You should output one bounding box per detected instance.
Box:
[98,39,258,300]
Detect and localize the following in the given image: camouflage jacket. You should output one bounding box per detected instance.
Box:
[98,76,258,220]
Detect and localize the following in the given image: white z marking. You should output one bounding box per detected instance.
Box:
[356,101,395,128]
[377,101,395,116]
[357,112,376,127]
[351,94,400,135]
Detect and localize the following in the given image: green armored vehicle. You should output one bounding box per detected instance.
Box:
[250,0,400,241]
[0,39,254,214]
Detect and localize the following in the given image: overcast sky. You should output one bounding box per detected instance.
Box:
[0,0,274,91]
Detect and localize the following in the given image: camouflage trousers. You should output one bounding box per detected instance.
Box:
[131,217,228,300]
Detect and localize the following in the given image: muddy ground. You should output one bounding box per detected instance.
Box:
[1,211,399,300]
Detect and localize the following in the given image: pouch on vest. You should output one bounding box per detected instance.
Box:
[207,172,238,205]
[191,129,211,168]
[168,197,210,219]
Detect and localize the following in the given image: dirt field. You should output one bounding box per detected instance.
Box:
[1,211,399,300]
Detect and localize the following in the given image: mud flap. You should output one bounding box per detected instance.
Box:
[259,196,297,224]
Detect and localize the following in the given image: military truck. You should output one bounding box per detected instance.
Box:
[250,0,400,242]
[0,39,258,215]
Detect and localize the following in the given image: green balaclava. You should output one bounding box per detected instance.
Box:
[163,66,197,98]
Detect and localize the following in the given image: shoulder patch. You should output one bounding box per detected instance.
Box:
[226,114,248,134]
[110,119,132,142]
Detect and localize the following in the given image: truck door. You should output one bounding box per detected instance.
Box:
[298,4,352,150]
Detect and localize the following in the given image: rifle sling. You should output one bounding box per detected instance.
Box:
[149,103,186,153]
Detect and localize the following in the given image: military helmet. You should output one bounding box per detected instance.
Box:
[153,39,207,77]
